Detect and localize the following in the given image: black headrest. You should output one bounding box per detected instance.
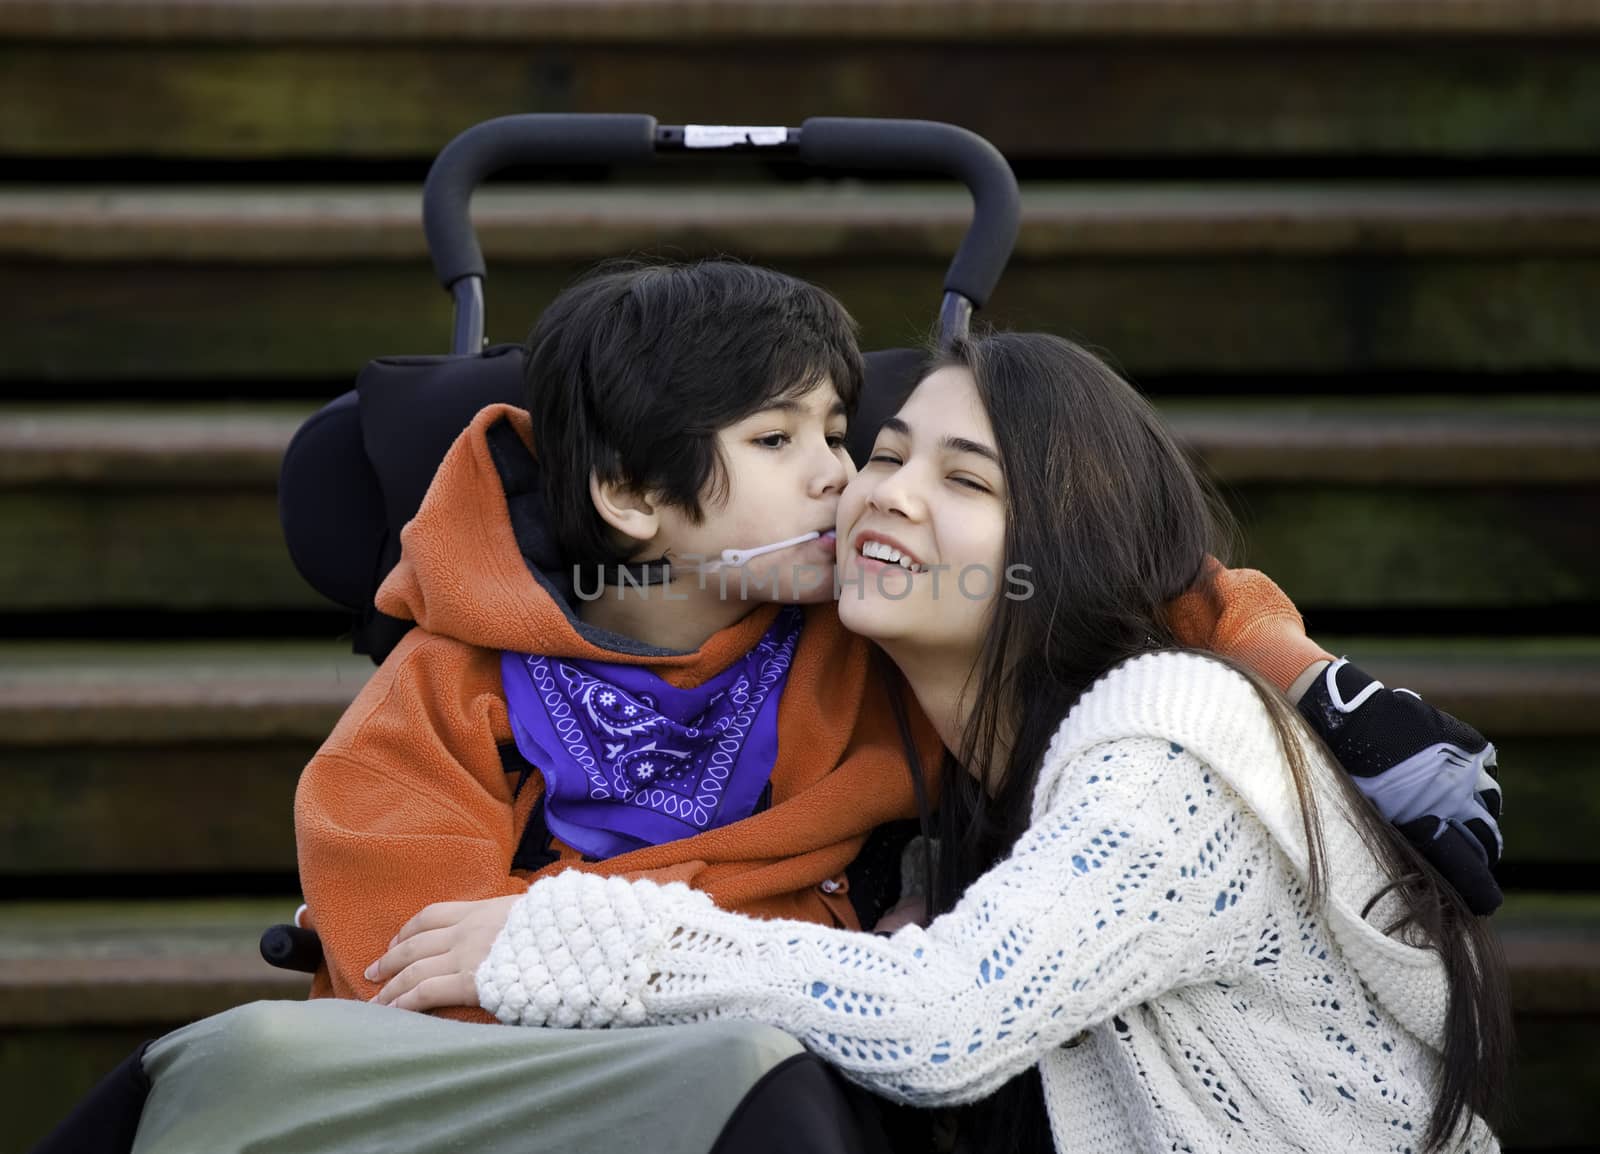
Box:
[278,346,927,662]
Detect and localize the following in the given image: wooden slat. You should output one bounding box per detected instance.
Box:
[4,744,308,874]
[5,0,1600,41]
[0,900,308,1028]
[1167,400,1600,485]
[0,404,304,486]
[7,398,1599,485]
[7,186,1600,263]
[8,41,1600,161]
[6,733,1595,875]
[0,894,1587,1026]
[4,185,1600,378]
[0,643,373,745]
[0,893,1592,1149]
[9,260,1600,375]
[2,400,1597,610]
[11,479,1600,610]
[2,641,1597,875]
[1313,639,1600,738]
[1227,484,1600,609]
[0,489,316,610]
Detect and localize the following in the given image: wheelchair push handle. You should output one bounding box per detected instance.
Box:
[797,118,1018,314]
[421,114,1019,353]
[423,114,659,293]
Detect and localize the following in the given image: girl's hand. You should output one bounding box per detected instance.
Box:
[367,894,522,1012]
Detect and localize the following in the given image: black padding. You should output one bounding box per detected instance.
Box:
[278,391,388,611]
[799,119,1020,308]
[424,114,659,288]
[850,348,927,467]
[357,343,527,532]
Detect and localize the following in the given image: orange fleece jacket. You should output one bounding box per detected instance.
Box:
[294,405,1331,1016]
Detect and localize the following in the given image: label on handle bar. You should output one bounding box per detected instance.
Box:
[684,125,788,149]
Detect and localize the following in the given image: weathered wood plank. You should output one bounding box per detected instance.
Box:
[3,39,1600,161]
[0,404,304,486]
[1226,484,1600,608]
[8,41,1600,162]
[9,187,1600,263]
[3,745,307,874]
[0,900,308,1028]
[0,643,373,745]
[0,891,1589,1021]
[2,642,1596,874]
[7,256,1600,378]
[6,479,1594,609]
[4,733,1594,875]
[5,0,1600,41]
[0,488,316,610]
[7,399,1598,486]
[1313,639,1600,738]
[0,891,1594,1148]
[6,185,1600,377]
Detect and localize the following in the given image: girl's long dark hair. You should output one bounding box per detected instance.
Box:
[891,332,1510,1153]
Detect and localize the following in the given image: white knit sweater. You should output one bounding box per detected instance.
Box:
[478,652,1498,1153]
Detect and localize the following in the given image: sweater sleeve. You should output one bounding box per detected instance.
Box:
[477,737,1276,1106]
[296,636,532,1005]
[1166,558,1333,693]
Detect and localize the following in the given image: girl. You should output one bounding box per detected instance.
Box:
[469,332,1511,1153]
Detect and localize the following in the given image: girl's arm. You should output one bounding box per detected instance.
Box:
[477,737,1275,1106]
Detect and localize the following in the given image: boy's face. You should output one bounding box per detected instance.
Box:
[656,379,853,604]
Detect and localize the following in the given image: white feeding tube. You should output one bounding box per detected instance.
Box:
[697,531,825,572]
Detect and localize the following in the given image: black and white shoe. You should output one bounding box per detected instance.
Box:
[1297,657,1503,915]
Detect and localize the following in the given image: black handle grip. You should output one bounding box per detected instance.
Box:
[421,114,1019,352]
[260,923,326,974]
[798,118,1020,309]
[423,114,659,289]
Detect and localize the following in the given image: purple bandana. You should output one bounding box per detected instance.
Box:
[500,607,804,860]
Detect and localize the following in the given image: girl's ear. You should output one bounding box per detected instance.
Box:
[589,472,662,548]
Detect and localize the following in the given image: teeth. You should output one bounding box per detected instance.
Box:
[860,539,924,572]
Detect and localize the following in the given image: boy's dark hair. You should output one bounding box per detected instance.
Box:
[524,259,864,567]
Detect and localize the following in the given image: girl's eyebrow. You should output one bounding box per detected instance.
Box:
[881,416,1000,465]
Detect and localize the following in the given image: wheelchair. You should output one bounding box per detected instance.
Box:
[262,113,1021,975]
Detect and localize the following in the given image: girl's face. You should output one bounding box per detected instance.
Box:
[835,366,1009,654]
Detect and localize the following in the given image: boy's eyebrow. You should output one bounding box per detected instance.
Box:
[881,417,1000,465]
[760,398,849,420]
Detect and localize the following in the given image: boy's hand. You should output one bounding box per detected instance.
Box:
[368,894,523,1012]
[1297,658,1504,915]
